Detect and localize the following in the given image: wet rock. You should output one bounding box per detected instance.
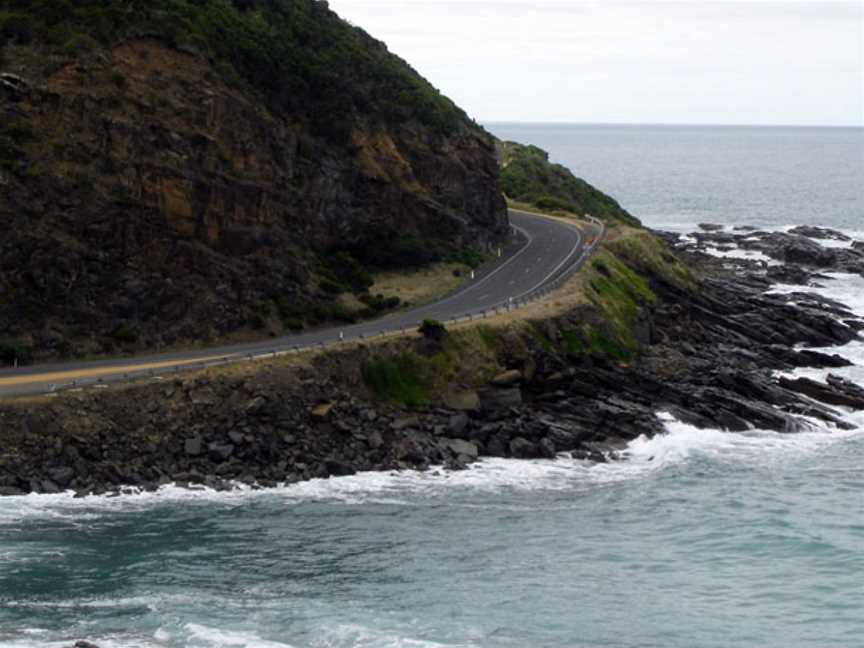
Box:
[74,641,101,648]
[787,225,851,241]
[325,459,357,476]
[447,413,469,436]
[208,443,234,462]
[40,480,61,494]
[48,466,75,487]
[775,237,837,267]
[509,437,540,459]
[537,437,557,459]
[440,438,479,460]
[367,430,384,449]
[778,376,864,409]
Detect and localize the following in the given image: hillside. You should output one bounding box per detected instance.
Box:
[497,140,640,226]
[0,0,508,361]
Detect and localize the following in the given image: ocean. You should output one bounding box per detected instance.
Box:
[1,124,862,648]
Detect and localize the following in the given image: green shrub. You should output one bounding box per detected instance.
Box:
[0,338,33,366]
[419,318,447,341]
[499,140,641,226]
[362,353,431,406]
[110,321,140,344]
[0,0,467,140]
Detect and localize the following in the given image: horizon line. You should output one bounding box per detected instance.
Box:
[481,120,864,129]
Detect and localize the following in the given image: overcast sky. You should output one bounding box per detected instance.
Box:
[327,0,864,126]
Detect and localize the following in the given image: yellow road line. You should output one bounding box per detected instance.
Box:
[0,355,234,387]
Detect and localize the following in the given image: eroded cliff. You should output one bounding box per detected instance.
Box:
[0,1,508,360]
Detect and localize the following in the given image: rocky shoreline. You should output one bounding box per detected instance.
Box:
[1,226,863,498]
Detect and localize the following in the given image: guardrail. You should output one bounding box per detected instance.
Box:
[30,217,608,397]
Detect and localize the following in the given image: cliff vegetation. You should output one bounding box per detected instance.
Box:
[498,140,640,226]
[0,0,508,362]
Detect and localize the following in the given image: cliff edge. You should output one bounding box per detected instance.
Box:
[0,0,508,361]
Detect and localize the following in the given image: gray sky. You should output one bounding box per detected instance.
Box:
[328,0,864,126]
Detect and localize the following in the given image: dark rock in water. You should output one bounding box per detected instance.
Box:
[48,466,75,487]
[777,237,837,267]
[787,225,851,241]
[441,438,479,460]
[484,436,508,457]
[853,241,864,252]
[778,376,864,409]
[509,437,541,459]
[767,346,852,369]
[0,487,24,496]
[40,480,61,494]
[537,437,557,459]
[699,223,725,232]
[74,642,101,648]
[766,264,814,285]
[324,459,357,477]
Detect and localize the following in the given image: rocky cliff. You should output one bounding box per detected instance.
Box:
[3,226,862,497]
[0,1,508,361]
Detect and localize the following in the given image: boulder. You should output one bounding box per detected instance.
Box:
[440,438,479,460]
[480,387,522,410]
[48,466,75,487]
[537,437,557,459]
[509,437,540,459]
[491,370,522,387]
[184,437,203,456]
[325,459,357,476]
[787,225,850,241]
[310,403,334,420]
[208,443,234,462]
[779,376,864,409]
[367,431,384,449]
[777,237,837,267]
[447,413,469,436]
[391,416,420,431]
[444,390,480,411]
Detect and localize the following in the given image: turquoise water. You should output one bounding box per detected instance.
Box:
[2,421,863,647]
[2,125,863,647]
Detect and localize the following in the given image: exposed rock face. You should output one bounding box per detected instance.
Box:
[3,225,863,497]
[0,16,507,360]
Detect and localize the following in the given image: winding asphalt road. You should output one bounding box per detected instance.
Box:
[0,210,600,398]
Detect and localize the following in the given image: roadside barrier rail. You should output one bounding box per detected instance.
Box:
[20,217,607,398]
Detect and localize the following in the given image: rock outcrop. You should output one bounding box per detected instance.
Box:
[0,1,508,360]
[2,225,862,497]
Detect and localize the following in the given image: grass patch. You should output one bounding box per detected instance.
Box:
[362,324,501,406]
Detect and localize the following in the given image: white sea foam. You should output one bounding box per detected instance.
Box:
[702,246,778,264]
[185,624,298,648]
[310,623,479,648]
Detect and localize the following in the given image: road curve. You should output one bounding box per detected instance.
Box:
[0,210,600,398]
